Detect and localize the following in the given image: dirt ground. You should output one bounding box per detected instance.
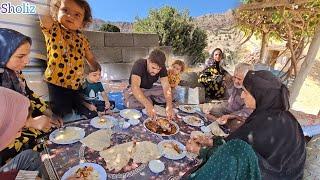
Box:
[292,59,320,115]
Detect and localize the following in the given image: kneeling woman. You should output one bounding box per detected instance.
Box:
[186,70,306,180]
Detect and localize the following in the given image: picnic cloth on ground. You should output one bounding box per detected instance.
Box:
[226,70,306,179]
[186,139,261,180]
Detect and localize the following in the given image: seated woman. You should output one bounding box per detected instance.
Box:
[0,87,48,179]
[198,48,226,100]
[186,70,306,179]
[0,28,62,165]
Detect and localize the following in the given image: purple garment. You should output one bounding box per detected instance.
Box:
[226,87,253,119]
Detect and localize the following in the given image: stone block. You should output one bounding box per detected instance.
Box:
[105,33,134,47]
[122,47,149,63]
[133,33,159,47]
[101,63,133,80]
[92,47,122,63]
[83,31,105,47]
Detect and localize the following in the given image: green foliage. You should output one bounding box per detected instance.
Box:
[133,6,207,65]
[99,23,120,32]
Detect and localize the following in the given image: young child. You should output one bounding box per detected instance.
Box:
[168,60,185,88]
[80,64,115,119]
[38,0,100,118]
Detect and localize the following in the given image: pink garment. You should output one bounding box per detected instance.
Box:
[0,87,30,151]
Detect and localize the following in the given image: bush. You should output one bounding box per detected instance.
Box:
[99,23,120,32]
[133,6,207,65]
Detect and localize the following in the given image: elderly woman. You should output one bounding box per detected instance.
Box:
[0,28,61,165]
[198,48,226,100]
[186,70,306,179]
[0,87,48,179]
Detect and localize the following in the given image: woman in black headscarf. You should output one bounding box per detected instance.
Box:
[226,70,306,179]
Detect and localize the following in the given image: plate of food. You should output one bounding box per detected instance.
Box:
[120,109,142,119]
[142,105,178,117]
[49,127,85,145]
[158,140,186,160]
[183,116,204,127]
[178,105,196,114]
[90,115,117,129]
[61,163,106,180]
[144,118,179,136]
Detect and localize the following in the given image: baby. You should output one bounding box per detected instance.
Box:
[38,0,100,118]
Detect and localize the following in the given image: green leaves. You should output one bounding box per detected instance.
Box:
[133,6,207,65]
[99,24,120,32]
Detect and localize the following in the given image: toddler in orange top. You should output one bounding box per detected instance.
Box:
[168,60,185,89]
[38,0,99,118]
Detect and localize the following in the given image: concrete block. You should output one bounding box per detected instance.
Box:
[105,33,134,47]
[101,63,133,80]
[122,47,149,63]
[92,47,122,63]
[133,33,159,47]
[83,31,105,47]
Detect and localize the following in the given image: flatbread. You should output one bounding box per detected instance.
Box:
[161,142,182,156]
[132,141,161,163]
[208,122,228,137]
[190,131,205,138]
[154,105,166,117]
[99,142,135,172]
[80,129,112,151]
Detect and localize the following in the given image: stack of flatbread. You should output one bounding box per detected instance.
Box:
[208,122,228,137]
[99,142,135,172]
[80,129,112,151]
[132,141,161,163]
[99,141,160,172]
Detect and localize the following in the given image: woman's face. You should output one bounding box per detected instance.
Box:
[6,42,31,71]
[212,50,222,62]
[241,88,256,109]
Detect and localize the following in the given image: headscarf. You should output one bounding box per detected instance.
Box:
[226,70,306,179]
[0,87,30,151]
[0,28,32,95]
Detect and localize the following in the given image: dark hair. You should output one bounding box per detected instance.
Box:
[50,0,93,27]
[85,62,101,74]
[172,59,186,72]
[211,48,224,59]
[148,49,166,68]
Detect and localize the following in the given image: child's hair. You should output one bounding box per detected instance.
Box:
[85,62,101,75]
[172,60,186,72]
[50,0,93,27]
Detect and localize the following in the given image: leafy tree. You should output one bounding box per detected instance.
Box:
[99,23,120,32]
[133,6,207,65]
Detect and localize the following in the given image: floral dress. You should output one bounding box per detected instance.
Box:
[0,72,48,166]
[198,61,226,99]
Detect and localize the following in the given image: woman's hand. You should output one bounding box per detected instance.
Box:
[25,115,52,131]
[216,115,230,125]
[205,113,218,122]
[105,101,110,110]
[88,104,97,112]
[186,139,201,155]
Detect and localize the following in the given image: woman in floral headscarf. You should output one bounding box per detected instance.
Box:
[0,28,61,165]
[198,48,226,100]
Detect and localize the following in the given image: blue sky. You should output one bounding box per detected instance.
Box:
[87,0,241,22]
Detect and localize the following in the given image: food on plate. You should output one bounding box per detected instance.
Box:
[145,118,177,135]
[73,166,99,179]
[162,142,182,156]
[80,129,112,151]
[188,116,201,124]
[54,128,81,143]
[121,109,141,119]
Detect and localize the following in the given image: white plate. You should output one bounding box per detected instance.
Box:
[49,127,85,145]
[200,126,211,133]
[90,115,117,129]
[158,140,186,160]
[143,119,180,137]
[149,160,165,173]
[128,119,140,126]
[61,162,107,180]
[120,109,142,119]
[142,108,179,116]
[182,116,204,127]
[178,105,197,113]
